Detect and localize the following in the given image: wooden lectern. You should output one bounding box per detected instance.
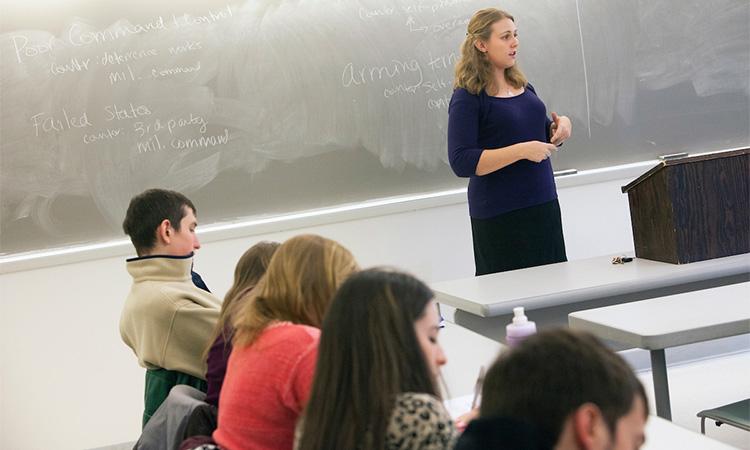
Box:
[622,148,749,264]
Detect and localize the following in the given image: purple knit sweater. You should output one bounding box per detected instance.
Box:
[447,85,558,219]
[204,328,232,407]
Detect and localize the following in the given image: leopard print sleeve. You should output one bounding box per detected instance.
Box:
[385,392,458,450]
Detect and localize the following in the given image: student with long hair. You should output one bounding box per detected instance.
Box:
[212,235,358,450]
[448,8,573,276]
[177,241,282,442]
[296,269,456,450]
[204,241,281,408]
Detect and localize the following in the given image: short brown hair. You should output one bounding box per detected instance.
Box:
[480,328,648,441]
[122,189,196,255]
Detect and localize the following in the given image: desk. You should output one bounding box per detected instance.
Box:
[642,416,738,450]
[440,322,503,399]
[433,253,749,342]
[569,282,750,420]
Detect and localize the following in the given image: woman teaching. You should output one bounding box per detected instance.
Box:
[448,8,572,276]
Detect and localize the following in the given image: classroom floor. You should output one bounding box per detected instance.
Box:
[636,350,750,449]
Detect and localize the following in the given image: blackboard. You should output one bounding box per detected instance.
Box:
[1,0,748,255]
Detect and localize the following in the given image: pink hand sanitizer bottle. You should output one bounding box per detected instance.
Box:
[506,306,537,347]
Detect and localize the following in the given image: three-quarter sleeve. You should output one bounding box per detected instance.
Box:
[447,89,485,178]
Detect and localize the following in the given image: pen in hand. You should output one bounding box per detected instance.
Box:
[470,366,486,410]
[456,366,485,433]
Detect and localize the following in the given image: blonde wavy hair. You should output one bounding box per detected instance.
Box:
[232,234,359,348]
[454,8,527,96]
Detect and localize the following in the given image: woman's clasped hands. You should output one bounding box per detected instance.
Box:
[523,141,557,163]
[549,112,572,146]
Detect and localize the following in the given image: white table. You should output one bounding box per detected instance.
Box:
[440,322,503,399]
[434,253,749,317]
[642,416,738,450]
[569,282,750,420]
[433,253,749,342]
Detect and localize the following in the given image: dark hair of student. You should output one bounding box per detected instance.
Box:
[297,268,438,450]
[122,188,196,255]
[480,328,649,441]
[202,241,280,359]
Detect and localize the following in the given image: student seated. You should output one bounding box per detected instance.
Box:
[179,241,281,440]
[211,234,358,450]
[120,188,221,427]
[296,268,457,450]
[455,328,649,450]
[205,241,281,408]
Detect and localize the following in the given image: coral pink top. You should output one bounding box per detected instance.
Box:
[213,322,319,450]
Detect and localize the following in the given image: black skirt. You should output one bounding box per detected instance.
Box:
[471,199,567,276]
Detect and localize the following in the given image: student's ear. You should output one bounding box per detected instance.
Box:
[155,219,173,245]
[474,39,487,53]
[572,403,608,450]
